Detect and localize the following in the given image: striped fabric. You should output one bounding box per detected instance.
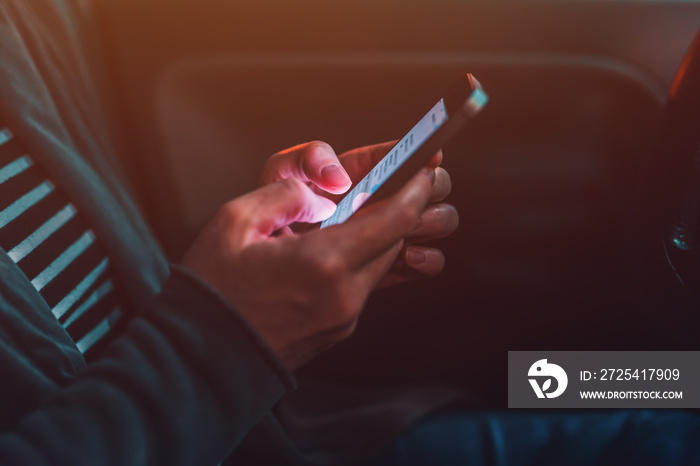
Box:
[0,125,130,358]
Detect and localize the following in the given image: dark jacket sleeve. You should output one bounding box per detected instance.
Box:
[0,266,295,465]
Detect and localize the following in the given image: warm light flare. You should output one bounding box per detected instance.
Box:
[669,54,691,99]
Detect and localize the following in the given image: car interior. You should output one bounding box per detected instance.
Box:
[85,0,700,405]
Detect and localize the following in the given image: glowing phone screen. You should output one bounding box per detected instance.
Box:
[320,98,448,228]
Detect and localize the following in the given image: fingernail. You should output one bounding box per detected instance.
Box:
[406,248,426,266]
[321,164,351,188]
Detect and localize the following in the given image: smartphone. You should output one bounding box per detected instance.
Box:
[320,74,489,229]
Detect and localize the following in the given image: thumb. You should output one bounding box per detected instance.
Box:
[238,178,337,238]
[260,141,352,194]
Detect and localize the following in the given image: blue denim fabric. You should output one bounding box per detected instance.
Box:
[375,410,700,466]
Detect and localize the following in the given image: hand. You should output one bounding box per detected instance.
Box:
[182,168,435,369]
[259,141,458,287]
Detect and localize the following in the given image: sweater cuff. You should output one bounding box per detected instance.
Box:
[166,265,297,392]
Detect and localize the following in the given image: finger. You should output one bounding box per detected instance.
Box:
[260,141,352,194]
[406,204,459,242]
[338,142,443,184]
[429,167,451,203]
[232,178,337,241]
[319,167,435,270]
[376,246,446,288]
[356,239,405,291]
[403,246,445,276]
[311,141,398,202]
[337,141,397,183]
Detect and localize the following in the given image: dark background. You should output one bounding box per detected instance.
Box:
[89,0,700,405]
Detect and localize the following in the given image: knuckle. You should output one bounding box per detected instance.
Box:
[319,252,347,279]
[395,202,421,231]
[307,140,333,154]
